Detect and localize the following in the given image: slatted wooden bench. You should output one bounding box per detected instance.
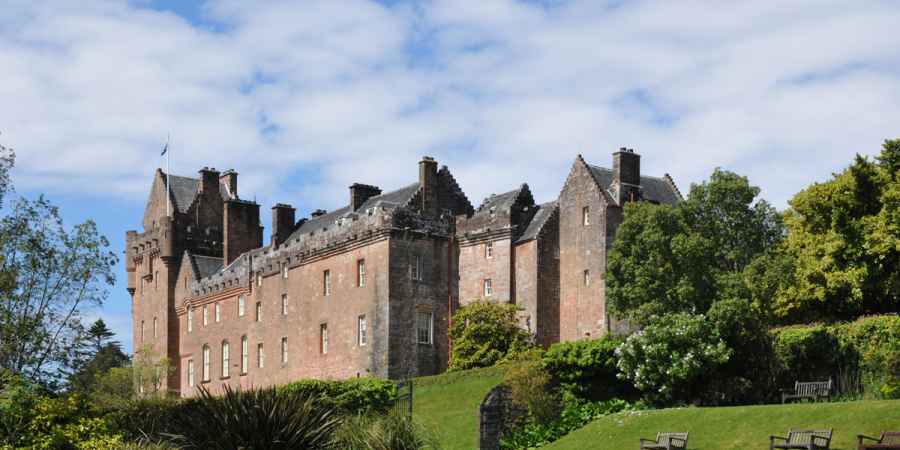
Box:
[640,432,689,449]
[858,431,900,449]
[770,428,832,450]
[781,379,832,403]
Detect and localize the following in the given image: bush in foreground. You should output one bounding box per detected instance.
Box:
[449,301,534,371]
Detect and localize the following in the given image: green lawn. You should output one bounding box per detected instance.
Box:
[413,366,504,450]
[546,399,900,450]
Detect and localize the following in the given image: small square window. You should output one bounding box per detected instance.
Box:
[485,241,493,259]
[483,279,493,297]
[358,315,367,346]
[583,269,591,286]
[281,337,288,364]
[416,312,433,345]
[582,206,590,226]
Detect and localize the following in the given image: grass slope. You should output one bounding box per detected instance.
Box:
[546,399,900,450]
[413,367,504,450]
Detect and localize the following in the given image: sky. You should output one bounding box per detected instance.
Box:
[2,0,900,352]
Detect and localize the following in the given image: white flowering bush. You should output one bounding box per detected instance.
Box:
[615,313,731,405]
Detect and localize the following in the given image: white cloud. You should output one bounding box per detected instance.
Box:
[2,0,899,214]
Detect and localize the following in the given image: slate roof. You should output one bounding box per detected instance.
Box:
[516,201,558,243]
[286,182,420,242]
[587,165,681,205]
[161,172,238,213]
[188,253,223,279]
[474,185,527,216]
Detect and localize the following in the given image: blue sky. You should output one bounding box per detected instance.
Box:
[3,0,900,352]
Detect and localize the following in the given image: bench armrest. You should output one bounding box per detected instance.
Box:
[639,438,657,444]
[858,434,881,444]
[770,435,788,442]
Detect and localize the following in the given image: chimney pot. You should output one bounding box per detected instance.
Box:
[350,183,382,211]
[271,203,296,248]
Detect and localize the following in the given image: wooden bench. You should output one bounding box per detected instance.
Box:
[858,432,900,449]
[781,379,832,403]
[770,429,832,450]
[640,432,688,449]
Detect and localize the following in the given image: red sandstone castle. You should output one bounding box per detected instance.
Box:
[126,149,680,396]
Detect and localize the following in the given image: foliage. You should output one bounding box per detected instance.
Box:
[500,398,633,450]
[163,384,341,450]
[103,396,183,444]
[0,132,14,207]
[607,169,783,323]
[777,139,900,321]
[133,344,173,398]
[704,299,776,404]
[0,194,117,388]
[332,412,440,450]
[89,366,137,412]
[449,301,534,371]
[503,356,559,424]
[68,319,128,394]
[280,377,397,414]
[541,335,635,402]
[616,313,731,406]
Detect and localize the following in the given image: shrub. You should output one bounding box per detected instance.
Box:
[542,336,635,402]
[504,356,559,425]
[449,301,534,370]
[164,384,341,450]
[706,299,776,404]
[333,412,440,450]
[772,324,860,395]
[616,313,731,406]
[280,377,397,414]
[103,397,183,444]
[500,398,634,449]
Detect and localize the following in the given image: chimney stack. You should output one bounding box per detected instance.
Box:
[198,167,220,194]
[311,209,327,218]
[220,169,238,198]
[418,156,438,212]
[350,183,382,211]
[612,148,641,204]
[271,203,296,248]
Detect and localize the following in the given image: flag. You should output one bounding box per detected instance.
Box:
[161,141,168,156]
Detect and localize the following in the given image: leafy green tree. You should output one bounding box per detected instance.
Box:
[615,313,731,406]
[449,301,533,370]
[607,169,782,323]
[68,319,128,393]
[705,299,775,404]
[777,139,900,321]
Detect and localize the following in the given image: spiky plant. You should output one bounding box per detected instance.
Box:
[331,412,440,450]
[164,384,341,450]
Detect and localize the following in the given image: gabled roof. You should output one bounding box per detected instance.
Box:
[285,182,420,242]
[473,184,531,217]
[587,165,681,205]
[516,201,558,243]
[160,171,237,213]
[188,253,223,280]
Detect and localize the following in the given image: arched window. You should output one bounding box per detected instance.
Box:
[202,345,210,382]
[241,336,248,375]
[222,341,230,378]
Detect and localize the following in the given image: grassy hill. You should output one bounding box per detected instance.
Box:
[545,399,900,450]
[412,366,504,450]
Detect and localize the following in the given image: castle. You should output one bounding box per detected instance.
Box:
[126,149,681,395]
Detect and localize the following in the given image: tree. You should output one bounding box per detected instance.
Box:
[67,319,129,394]
[777,139,900,321]
[0,146,117,389]
[607,169,783,323]
[449,301,533,371]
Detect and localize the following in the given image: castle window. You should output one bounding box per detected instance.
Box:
[485,241,493,259]
[153,317,158,338]
[188,359,194,387]
[257,343,265,368]
[323,270,331,296]
[282,263,288,279]
[320,324,328,354]
[281,337,288,364]
[417,312,433,345]
[238,295,245,317]
[203,305,209,326]
[483,279,493,297]
[257,272,262,287]
[357,259,366,288]
[154,271,159,290]
[140,320,145,342]
[358,315,367,346]
[221,340,230,378]
[281,294,288,315]
[202,345,210,382]
[214,302,221,323]
[582,206,590,226]
[187,305,193,333]
[255,302,262,322]
[411,255,422,281]
[583,269,590,286]
[241,336,248,375]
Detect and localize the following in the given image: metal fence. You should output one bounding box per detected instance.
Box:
[394,380,413,418]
